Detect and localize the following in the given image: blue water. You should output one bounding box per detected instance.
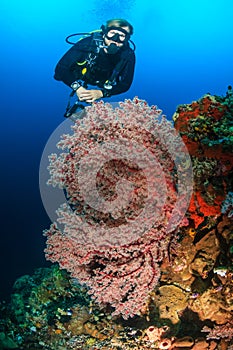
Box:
[1,0,233,301]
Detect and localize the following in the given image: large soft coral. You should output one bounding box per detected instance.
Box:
[44,98,192,318]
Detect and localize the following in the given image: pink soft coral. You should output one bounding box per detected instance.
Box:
[44,98,193,318]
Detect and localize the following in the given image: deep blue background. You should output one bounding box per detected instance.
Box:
[1,0,233,301]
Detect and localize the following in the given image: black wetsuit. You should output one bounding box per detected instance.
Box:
[54,35,135,97]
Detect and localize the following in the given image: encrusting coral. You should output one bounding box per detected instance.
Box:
[173,87,233,228]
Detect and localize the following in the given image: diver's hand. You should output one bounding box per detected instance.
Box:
[76,87,103,103]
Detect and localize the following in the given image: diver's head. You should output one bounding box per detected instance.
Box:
[102,18,133,54]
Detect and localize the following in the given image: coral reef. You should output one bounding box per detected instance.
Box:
[1,90,233,349]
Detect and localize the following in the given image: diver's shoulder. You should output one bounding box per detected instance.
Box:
[121,45,135,59]
[74,35,93,46]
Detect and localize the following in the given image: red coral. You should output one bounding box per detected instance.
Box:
[174,95,227,157]
[43,98,193,318]
[188,190,225,228]
[174,93,232,228]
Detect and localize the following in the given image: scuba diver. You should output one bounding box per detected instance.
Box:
[54,18,135,117]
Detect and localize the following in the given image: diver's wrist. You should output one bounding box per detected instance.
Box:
[101,89,111,98]
[71,80,82,91]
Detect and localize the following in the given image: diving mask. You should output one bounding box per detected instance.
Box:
[105,26,130,43]
[104,27,130,54]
